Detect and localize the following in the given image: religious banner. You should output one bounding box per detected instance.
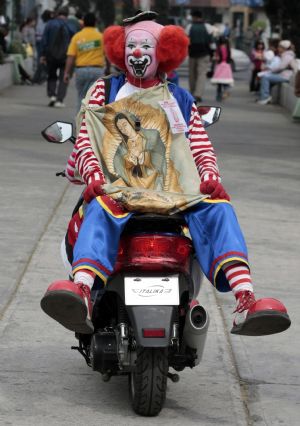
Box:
[79,84,206,214]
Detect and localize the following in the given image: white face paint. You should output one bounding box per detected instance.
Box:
[125,30,158,80]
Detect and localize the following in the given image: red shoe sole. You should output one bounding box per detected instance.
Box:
[231,310,291,336]
[41,290,94,334]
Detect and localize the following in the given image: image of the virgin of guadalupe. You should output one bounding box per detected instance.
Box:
[113,112,167,190]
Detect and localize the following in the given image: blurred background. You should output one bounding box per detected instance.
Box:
[1,1,300,60]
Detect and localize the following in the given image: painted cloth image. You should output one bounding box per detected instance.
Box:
[76,83,207,214]
[113,111,165,189]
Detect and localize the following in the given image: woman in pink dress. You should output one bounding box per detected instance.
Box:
[211,36,234,101]
[249,40,265,92]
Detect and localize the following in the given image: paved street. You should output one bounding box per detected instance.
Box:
[0,74,299,426]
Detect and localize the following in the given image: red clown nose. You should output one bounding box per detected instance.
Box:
[133,48,142,58]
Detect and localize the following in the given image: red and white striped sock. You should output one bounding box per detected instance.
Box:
[74,269,95,290]
[222,261,253,298]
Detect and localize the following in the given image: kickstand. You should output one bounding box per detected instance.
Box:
[167,372,180,382]
[71,343,91,367]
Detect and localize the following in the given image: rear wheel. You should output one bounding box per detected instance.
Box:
[129,347,168,416]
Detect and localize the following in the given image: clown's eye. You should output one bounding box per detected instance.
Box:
[142,44,152,50]
[127,43,136,49]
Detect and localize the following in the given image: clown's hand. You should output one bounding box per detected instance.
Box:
[83,180,106,203]
[200,179,230,201]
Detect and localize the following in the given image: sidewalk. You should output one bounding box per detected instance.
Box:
[0,56,35,90]
[0,80,77,317]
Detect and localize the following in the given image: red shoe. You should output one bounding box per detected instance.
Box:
[40,280,94,334]
[231,290,291,336]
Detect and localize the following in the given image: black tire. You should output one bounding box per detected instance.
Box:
[129,347,168,416]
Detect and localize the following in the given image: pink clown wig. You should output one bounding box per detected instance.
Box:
[103,23,189,74]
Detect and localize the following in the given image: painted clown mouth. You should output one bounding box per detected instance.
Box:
[128,55,151,77]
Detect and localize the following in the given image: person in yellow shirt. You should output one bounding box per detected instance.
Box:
[64,12,105,110]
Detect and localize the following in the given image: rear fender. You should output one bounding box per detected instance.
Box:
[106,274,179,347]
[126,305,176,347]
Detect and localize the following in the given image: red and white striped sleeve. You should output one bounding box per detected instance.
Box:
[188,103,221,183]
[65,79,106,185]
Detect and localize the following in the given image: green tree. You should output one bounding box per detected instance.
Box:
[264,0,300,55]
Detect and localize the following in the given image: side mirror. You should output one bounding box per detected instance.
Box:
[197,106,221,128]
[41,121,73,143]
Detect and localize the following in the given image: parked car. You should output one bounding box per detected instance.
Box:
[231,48,251,72]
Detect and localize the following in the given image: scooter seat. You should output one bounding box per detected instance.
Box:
[124,213,187,234]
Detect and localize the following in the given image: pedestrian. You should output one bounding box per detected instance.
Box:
[223,22,231,38]
[187,9,212,103]
[257,40,296,105]
[40,6,74,108]
[20,17,36,71]
[67,6,81,35]
[64,12,105,111]
[0,23,8,54]
[75,10,84,29]
[33,9,53,84]
[211,36,234,102]
[233,20,243,50]
[35,9,53,60]
[295,69,300,98]
[257,40,280,79]
[20,17,36,51]
[249,40,265,92]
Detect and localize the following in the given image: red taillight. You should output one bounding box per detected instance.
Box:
[114,234,192,273]
[143,328,165,338]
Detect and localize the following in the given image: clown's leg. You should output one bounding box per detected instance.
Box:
[40,274,95,334]
[184,201,291,336]
[222,261,290,335]
[41,197,132,333]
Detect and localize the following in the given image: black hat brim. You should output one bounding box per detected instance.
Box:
[123,11,158,26]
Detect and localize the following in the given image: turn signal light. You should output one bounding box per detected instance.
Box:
[143,328,165,338]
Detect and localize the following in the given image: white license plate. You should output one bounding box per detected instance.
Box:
[125,275,179,306]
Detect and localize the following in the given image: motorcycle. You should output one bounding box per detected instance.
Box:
[41,107,221,417]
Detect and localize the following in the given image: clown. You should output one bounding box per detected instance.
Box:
[41,11,290,337]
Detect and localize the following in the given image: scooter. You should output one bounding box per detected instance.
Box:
[41,107,221,417]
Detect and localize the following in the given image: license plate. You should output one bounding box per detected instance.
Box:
[125,275,179,306]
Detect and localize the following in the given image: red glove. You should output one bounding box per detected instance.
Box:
[200,180,230,201]
[83,180,105,203]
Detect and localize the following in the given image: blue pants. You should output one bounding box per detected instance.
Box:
[259,73,289,100]
[75,67,104,111]
[73,198,249,292]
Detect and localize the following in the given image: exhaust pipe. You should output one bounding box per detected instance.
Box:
[183,305,209,365]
